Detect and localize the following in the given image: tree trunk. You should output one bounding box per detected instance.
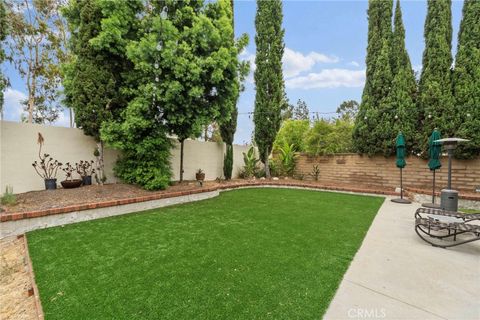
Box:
[264,149,271,178]
[96,141,105,185]
[69,108,74,128]
[179,139,185,182]
[28,74,36,123]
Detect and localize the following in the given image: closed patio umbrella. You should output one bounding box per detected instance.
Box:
[422,129,442,208]
[392,132,411,204]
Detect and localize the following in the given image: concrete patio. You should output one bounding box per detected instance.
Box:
[325,198,480,320]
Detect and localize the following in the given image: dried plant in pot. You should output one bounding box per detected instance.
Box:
[196,169,205,181]
[32,133,62,190]
[76,160,96,185]
[60,163,82,189]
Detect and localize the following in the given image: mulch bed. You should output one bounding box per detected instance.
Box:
[0,179,398,215]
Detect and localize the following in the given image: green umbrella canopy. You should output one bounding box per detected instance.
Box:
[395,132,406,169]
[427,129,442,170]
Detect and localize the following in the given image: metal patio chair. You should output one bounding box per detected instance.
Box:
[415,207,480,248]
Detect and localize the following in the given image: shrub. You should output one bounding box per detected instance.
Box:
[273,120,310,152]
[305,119,353,156]
[242,147,260,178]
[277,143,298,176]
[1,186,16,206]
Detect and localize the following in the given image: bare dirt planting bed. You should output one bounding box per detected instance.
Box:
[0,236,37,320]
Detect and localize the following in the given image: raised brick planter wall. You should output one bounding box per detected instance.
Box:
[294,154,480,193]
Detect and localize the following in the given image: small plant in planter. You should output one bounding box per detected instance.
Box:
[196,169,205,181]
[32,133,62,190]
[76,160,96,185]
[60,163,82,189]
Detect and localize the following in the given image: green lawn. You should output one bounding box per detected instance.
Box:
[27,188,384,320]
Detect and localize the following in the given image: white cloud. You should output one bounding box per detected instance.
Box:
[3,88,27,121]
[283,48,339,78]
[349,61,360,67]
[285,69,365,89]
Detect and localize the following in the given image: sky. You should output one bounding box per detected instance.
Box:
[2,0,465,144]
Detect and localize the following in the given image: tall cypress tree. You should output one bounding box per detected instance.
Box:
[385,0,418,155]
[418,0,454,156]
[353,0,393,155]
[453,0,480,159]
[254,0,285,178]
[253,0,285,178]
[220,0,249,179]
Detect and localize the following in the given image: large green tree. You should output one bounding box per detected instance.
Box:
[384,0,418,155]
[418,0,454,155]
[219,0,249,180]
[107,0,241,184]
[254,0,285,178]
[353,0,393,155]
[453,0,480,159]
[63,0,143,184]
[0,0,7,116]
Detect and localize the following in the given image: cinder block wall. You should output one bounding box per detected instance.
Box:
[0,121,250,194]
[294,153,480,192]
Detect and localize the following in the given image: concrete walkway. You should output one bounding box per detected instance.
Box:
[324,198,480,320]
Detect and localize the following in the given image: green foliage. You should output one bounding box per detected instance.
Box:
[277,143,298,176]
[254,0,285,176]
[353,0,393,155]
[100,97,172,190]
[0,0,7,111]
[306,119,354,156]
[62,0,141,140]
[220,0,250,180]
[242,146,259,178]
[385,0,418,155]
[418,0,455,156]
[273,120,309,152]
[223,144,234,180]
[1,185,16,206]
[453,0,480,159]
[124,0,242,181]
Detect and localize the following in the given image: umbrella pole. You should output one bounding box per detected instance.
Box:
[400,168,403,199]
[432,169,436,204]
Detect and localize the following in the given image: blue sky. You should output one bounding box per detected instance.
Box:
[2,0,465,144]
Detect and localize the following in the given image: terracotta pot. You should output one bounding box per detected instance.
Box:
[196,173,205,181]
[61,179,82,189]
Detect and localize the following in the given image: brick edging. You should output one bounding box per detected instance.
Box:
[20,234,45,320]
[1,181,400,223]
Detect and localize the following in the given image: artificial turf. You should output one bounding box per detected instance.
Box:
[27,188,384,319]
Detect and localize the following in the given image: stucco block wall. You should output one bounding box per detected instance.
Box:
[170,139,249,181]
[1,121,120,194]
[0,121,250,194]
[294,153,480,192]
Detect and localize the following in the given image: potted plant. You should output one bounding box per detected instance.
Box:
[60,163,82,189]
[76,160,95,185]
[32,133,62,190]
[196,169,205,181]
